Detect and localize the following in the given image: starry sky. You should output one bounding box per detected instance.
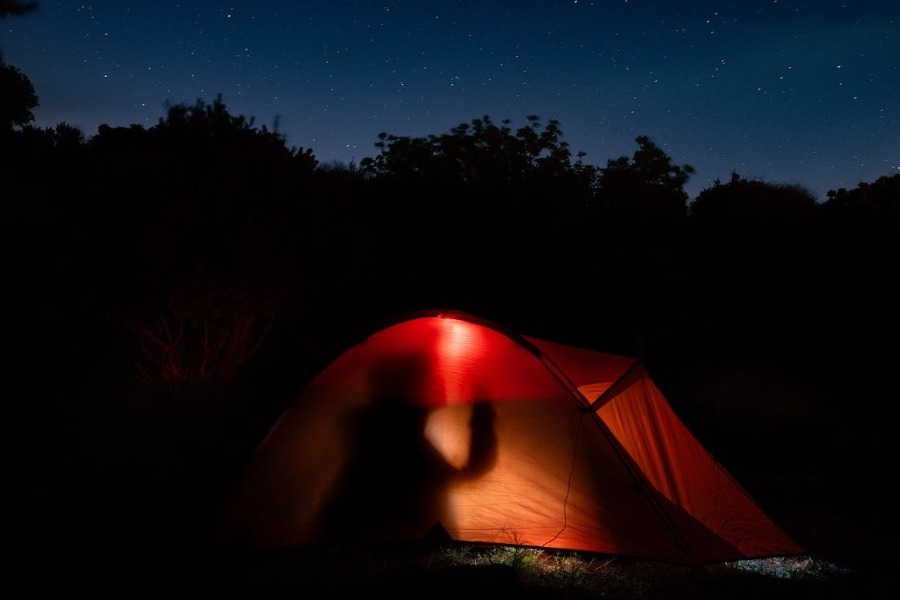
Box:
[2,1,898,200]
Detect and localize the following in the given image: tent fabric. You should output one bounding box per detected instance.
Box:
[217,310,803,566]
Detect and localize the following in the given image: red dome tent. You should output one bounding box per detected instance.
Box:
[217,310,802,566]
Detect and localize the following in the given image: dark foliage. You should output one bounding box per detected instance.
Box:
[0,54,38,130]
[0,0,38,18]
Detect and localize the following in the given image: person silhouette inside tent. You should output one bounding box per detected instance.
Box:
[317,350,497,542]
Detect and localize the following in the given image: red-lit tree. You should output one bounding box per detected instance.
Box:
[89,96,317,386]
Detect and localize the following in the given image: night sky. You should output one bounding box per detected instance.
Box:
[3,1,898,199]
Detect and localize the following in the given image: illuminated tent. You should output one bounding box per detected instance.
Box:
[217,310,803,566]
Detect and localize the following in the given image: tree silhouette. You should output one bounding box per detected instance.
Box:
[351,115,602,320]
[685,171,819,287]
[0,55,38,131]
[824,173,899,222]
[566,135,697,351]
[0,1,38,129]
[86,96,319,386]
[595,135,694,223]
[0,1,37,18]
[590,135,693,303]
[816,173,900,389]
[360,114,597,193]
[689,172,817,224]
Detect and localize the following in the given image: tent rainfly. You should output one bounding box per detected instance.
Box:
[217,310,803,566]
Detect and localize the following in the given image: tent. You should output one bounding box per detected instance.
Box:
[217,310,803,566]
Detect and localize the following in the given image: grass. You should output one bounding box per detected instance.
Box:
[203,541,876,599]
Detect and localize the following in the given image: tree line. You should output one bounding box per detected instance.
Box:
[3,29,898,408]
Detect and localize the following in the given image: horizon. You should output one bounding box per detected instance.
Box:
[3,1,898,200]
